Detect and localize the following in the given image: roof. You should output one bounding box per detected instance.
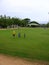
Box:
[28,23,38,26]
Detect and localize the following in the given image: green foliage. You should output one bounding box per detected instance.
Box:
[46,22,49,27]
[0,15,31,28]
[0,15,49,28]
[22,18,30,26]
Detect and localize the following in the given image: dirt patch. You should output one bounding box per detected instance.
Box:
[0,54,49,65]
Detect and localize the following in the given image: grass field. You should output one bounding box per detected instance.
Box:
[0,28,49,61]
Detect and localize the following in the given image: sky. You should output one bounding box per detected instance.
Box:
[0,0,49,24]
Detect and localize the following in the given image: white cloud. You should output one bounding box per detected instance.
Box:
[0,0,49,23]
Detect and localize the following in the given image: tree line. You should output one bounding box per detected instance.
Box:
[0,15,49,28]
[0,15,30,28]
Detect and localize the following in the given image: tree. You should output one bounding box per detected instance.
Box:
[22,18,30,26]
[46,22,49,27]
[12,17,22,26]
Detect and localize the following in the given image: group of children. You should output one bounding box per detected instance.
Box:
[12,30,26,38]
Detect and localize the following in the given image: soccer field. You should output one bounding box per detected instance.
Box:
[0,28,49,61]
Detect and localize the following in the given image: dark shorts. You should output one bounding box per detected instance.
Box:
[13,34,15,36]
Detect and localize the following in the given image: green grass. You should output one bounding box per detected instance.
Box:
[0,28,49,61]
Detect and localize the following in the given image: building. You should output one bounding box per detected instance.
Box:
[28,21,39,27]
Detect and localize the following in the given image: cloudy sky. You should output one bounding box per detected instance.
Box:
[0,0,49,24]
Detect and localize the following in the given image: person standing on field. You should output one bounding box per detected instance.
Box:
[24,33,26,38]
[12,30,16,38]
[18,32,21,38]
